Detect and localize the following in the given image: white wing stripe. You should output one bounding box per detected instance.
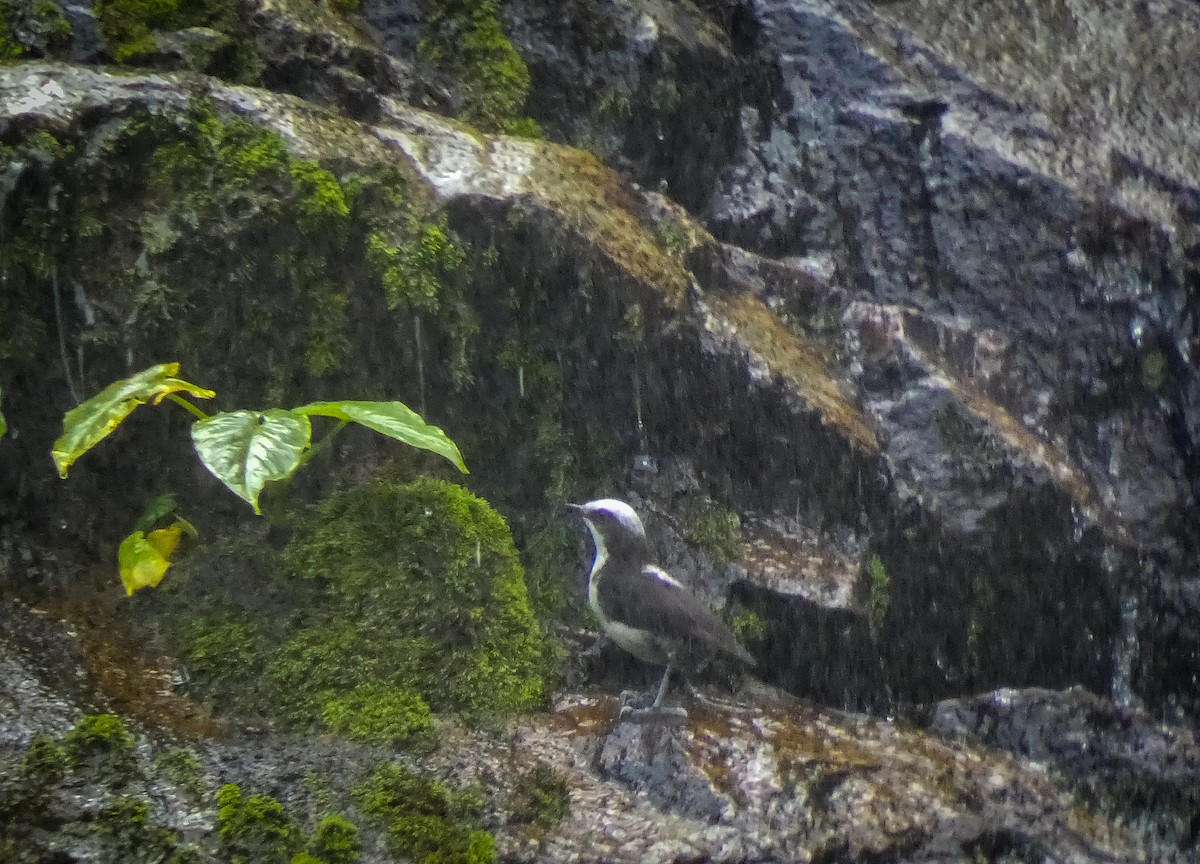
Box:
[644,565,685,590]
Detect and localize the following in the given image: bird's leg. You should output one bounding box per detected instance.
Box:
[618,664,687,725]
[650,663,673,709]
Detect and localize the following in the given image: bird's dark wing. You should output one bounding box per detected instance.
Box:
[598,564,754,666]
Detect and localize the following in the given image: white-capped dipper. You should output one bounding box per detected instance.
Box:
[567,498,754,722]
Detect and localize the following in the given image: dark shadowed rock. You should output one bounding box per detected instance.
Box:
[932,686,1200,858]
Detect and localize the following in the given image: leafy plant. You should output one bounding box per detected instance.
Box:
[53,362,467,593]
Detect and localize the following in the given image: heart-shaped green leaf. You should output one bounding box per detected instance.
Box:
[295,400,467,473]
[191,409,312,513]
[118,519,196,595]
[53,363,215,478]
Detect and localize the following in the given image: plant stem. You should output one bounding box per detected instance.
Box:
[167,394,210,421]
[300,419,350,466]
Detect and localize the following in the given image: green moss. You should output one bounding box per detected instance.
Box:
[91,0,256,75]
[648,77,682,116]
[33,0,71,40]
[320,682,434,748]
[867,553,890,641]
[185,616,263,683]
[0,0,73,57]
[83,99,356,384]
[678,498,742,565]
[290,161,351,238]
[510,762,569,831]
[0,732,69,833]
[501,116,544,139]
[217,783,304,864]
[308,814,361,864]
[284,478,547,722]
[168,847,204,864]
[731,607,767,643]
[95,795,182,861]
[302,772,336,816]
[19,734,67,787]
[656,214,692,258]
[154,746,205,797]
[179,0,260,81]
[0,8,21,58]
[354,763,493,864]
[172,481,545,738]
[419,0,537,134]
[63,714,138,779]
[94,0,177,61]
[367,219,465,314]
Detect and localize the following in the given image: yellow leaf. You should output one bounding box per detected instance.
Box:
[117,519,195,595]
[145,524,182,559]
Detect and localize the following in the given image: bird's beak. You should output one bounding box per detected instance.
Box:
[565,503,585,513]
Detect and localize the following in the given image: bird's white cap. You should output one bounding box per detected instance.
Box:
[569,498,647,540]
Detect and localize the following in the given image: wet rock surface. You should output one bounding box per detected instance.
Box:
[931,686,1200,858]
[0,601,1177,863]
[490,0,1200,717]
[2,0,1200,860]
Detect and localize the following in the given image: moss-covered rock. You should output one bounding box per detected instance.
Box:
[353,763,493,864]
[94,795,182,862]
[509,762,569,832]
[168,478,547,738]
[308,814,361,864]
[319,682,434,748]
[0,0,72,58]
[154,746,205,798]
[90,0,256,76]
[678,496,742,565]
[19,734,67,788]
[0,93,466,422]
[1,733,66,835]
[418,0,539,135]
[94,0,176,61]
[284,477,547,721]
[63,714,138,780]
[217,783,304,864]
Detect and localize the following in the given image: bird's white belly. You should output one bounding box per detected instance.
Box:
[602,620,666,664]
[589,577,667,664]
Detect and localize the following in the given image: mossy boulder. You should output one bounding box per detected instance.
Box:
[216,783,304,864]
[307,814,361,864]
[283,477,547,723]
[353,763,492,864]
[62,714,138,780]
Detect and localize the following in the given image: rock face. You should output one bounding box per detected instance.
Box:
[492,0,1200,717]
[0,601,1160,863]
[1,0,1199,860]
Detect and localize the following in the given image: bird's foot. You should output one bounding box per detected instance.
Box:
[684,684,758,715]
[618,704,688,726]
